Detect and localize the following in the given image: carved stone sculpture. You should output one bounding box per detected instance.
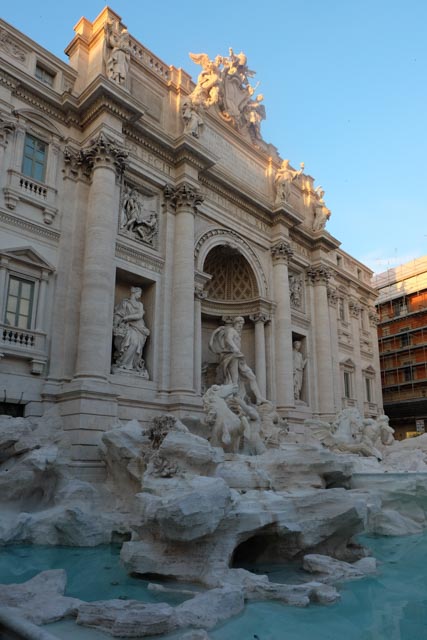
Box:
[120,184,158,245]
[112,286,150,377]
[181,100,203,138]
[289,274,303,309]
[292,340,307,401]
[188,49,265,139]
[274,160,304,203]
[312,186,331,231]
[202,383,244,453]
[106,24,130,86]
[209,316,266,405]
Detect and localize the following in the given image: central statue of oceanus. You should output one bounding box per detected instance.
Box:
[209,316,266,405]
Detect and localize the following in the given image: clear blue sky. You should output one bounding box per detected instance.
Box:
[3,1,426,273]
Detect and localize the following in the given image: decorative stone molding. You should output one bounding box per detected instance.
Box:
[194,283,208,300]
[289,273,304,310]
[0,210,60,242]
[0,27,29,63]
[306,265,331,285]
[79,132,128,177]
[163,183,204,212]
[0,115,15,145]
[368,307,379,327]
[63,146,87,180]
[249,312,270,324]
[349,298,361,318]
[271,241,293,263]
[115,241,164,273]
[327,285,338,307]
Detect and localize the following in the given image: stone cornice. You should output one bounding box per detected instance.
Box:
[0,209,60,243]
[199,175,272,228]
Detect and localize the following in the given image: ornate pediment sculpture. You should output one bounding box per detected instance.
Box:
[188,49,266,142]
[312,185,331,231]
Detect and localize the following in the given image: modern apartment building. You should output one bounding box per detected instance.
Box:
[373,257,427,439]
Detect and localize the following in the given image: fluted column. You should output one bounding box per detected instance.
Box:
[307,265,335,416]
[250,313,269,398]
[326,285,342,412]
[369,308,383,413]
[164,184,203,394]
[75,132,127,379]
[271,241,294,408]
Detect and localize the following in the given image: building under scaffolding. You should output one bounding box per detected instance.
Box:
[374,257,427,439]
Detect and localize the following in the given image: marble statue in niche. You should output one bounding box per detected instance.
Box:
[274,159,304,203]
[293,340,307,401]
[120,184,158,246]
[188,49,266,141]
[209,316,266,405]
[312,186,331,231]
[105,24,130,86]
[112,286,150,377]
[289,274,303,309]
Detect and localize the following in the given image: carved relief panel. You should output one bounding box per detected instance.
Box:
[119,181,159,248]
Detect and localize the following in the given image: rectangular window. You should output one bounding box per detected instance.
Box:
[403,366,412,382]
[35,64,55,87]
[22,134,47,182]
[401,333,410,347]
[344,371,351,398]
[5,276,34,330]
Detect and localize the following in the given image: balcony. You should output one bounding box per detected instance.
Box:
[0,323,48,374]
[3,170,58,224]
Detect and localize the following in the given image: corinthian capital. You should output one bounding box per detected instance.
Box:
[79,132,128,176]
[163,183,204,212]
[271,240,293,263]
[306,264,331,285]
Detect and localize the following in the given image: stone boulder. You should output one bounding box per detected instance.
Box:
[0,570,81,625]
[302,554,376,583]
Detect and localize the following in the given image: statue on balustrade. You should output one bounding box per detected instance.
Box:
[312,186,331,231]
[106,25,130,86]
[274,159,304,204]
[112,286,150,378]
[209,316,266,405]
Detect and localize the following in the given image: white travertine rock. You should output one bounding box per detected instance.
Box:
[159,430,224,475]
[302,554,376,583]
[100,419,149,491]
[0,570,81,625]
[77,600,177,637]
[132,476,232,542]
[175,586,244,629]
[0,444,59,503]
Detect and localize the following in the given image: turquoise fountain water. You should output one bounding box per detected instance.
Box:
[1,533,427,640]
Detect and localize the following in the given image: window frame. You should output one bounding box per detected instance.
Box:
[21,133,48,183]
[5,275,36,330]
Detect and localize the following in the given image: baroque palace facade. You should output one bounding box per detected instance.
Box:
[0,8,382,472]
